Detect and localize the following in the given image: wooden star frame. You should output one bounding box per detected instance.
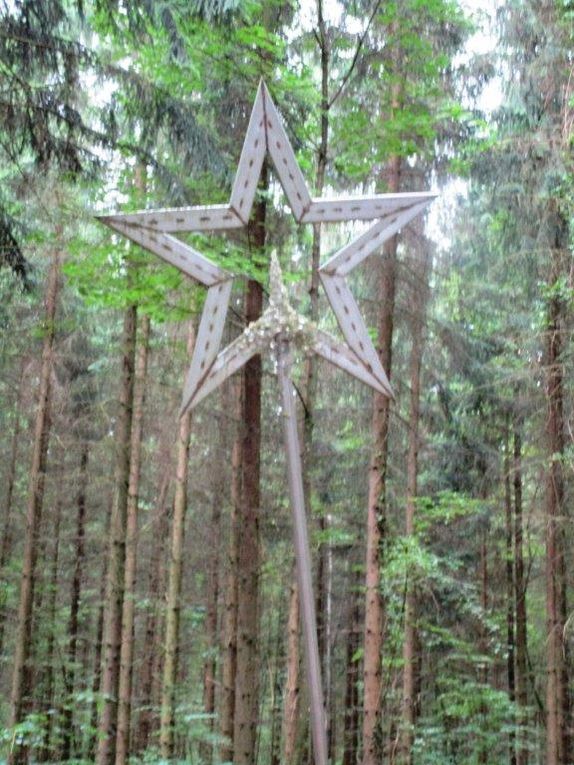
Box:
[98,80,435,765]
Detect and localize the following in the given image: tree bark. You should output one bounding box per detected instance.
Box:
[399,239,429,765]
[363,153,401,765]
[301,9,330,753]
[61,439,90,761]
[478,529,489,765]
[513,421,529,765]
[220,378,242,763]
[342,572,361,765]
[200,458,224,763]
[96,302,137,765]
[504,426,517,765]
[88,493,113,760]
[544,251,568,765]
[233,170,266,765]
[159,323,195,759]
[0,357,25,656]
[136,467,171,752]
[38,470,64,763]
[116,313,151,765]
[282,574,301,765]
[8,246,61,765]
[269,614,283,765]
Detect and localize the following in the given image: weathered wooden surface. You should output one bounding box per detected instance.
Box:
[181,280,233,409]
[229,83,267,223]
[301,192,435,224]
[98,219,229,286]
[319,273,392,395]
[320,200,432,275]
[100,204,243,232]
[262,83,312,221]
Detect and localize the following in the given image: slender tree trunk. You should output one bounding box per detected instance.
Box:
[88,498,112,760]
[96,302,138,765]
[504,426,517,765]
[61,440,89,761]
[282,574,301,765]
[136,468,171,752]
[399,241,429,765]
[544,252,568,765]
[513,421,529,765]
[308,8,330,748]
[478,530,489,765]
[200,481,223,763]
[363,153,401,765]
[329,676,337,765]
[159,323,195,759]
[269,614,283,765]
[200,383,236,754]
[233,171,266,765]
[342,573,361,765]
[38,475,64,763]
[0,357,25,656]
[116,313,151,765]
[8,246,61,765]
[220,379,242,763]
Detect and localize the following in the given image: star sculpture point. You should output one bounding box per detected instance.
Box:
[98,81,436,414]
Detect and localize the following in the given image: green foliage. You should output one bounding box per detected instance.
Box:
[414,679,519,764]
[1,712,50,751]
[331,0,471,181]
[415,491,483,534]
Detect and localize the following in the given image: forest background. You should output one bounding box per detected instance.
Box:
[0,0,572,764]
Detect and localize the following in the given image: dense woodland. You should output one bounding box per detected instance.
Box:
[1,0,573,763]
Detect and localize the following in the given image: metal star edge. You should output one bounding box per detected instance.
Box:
[97,80,436,413]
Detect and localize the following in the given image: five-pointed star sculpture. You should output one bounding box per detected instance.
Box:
[98,80,436,413]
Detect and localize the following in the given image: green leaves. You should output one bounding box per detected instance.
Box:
[415,491,482,534]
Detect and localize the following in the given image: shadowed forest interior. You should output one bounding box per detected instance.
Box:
[1,1,574,764]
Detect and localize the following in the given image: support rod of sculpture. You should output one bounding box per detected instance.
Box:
[278,338,328,765]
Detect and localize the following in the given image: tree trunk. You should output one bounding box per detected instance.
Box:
[0,357,25,656]
[544,251,568,765]
[282,574,301,765]
[513,421,529,765]
[38,471,64,763]
[61,439,89,761]
[116,313,151,765]
[307,8,330,749]
[363,153,401,765]
[504,426,517,765]
[478,529,489,765]
[342,572,361,765]
[233,171,266,765]
[159,323,195,759]
[96,302,138,765]
[200,472,223,763]
[8,246,61,765]
[399,240,429,765]
[88,491,113,760]
[269,614,283,765]
[220,378,243,763]
[136,467,171,752]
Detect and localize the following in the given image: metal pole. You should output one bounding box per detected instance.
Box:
[277,339,328,765]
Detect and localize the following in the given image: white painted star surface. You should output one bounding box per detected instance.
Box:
[98,80,436,412]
